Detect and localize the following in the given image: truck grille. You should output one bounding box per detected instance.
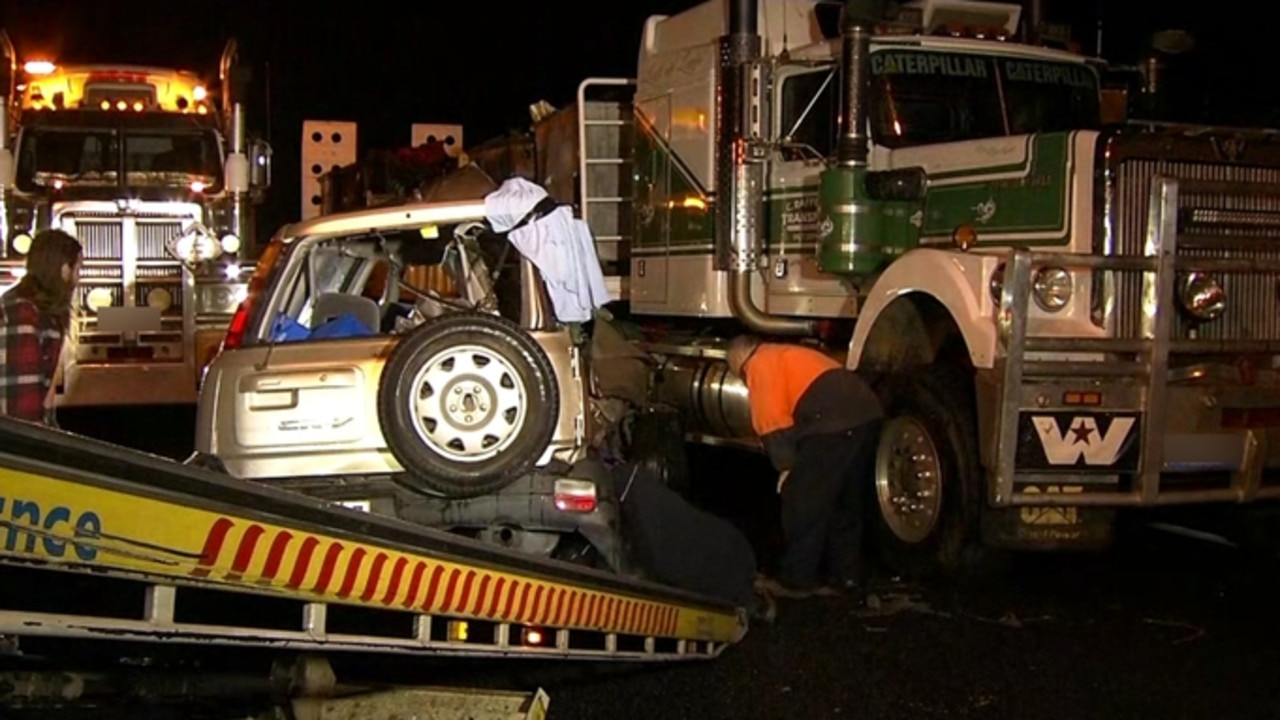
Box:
[77,221,124,260]
[71,215,184,261]
[1110,160,1280,342]
[63,213,191,330]
[137,221,183,260]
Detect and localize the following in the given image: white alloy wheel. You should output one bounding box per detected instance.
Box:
[408,344,528,463]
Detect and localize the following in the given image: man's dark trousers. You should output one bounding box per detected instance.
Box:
[777,419,882,591]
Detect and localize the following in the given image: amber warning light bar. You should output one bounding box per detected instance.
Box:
[20,64,211,114]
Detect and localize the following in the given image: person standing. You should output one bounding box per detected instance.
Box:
[0,229,82,425]
[726,335,884,599]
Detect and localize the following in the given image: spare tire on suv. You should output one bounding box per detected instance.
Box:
[377,312,560,498]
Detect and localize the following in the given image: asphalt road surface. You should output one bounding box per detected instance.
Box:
[30,408,1280,720]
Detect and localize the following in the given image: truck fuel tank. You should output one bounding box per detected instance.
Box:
[651,354,755,442]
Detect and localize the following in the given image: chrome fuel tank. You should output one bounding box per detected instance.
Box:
[652,354,755,442]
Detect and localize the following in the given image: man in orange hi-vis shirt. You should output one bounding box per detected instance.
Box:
[727,335,883,599]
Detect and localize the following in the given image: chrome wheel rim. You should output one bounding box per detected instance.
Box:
[874,415,943,544]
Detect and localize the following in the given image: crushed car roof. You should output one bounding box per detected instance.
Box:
[277,199,490,244]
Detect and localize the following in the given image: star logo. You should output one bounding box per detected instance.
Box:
[1069,420,1093,445]
[1030,415,1137,467]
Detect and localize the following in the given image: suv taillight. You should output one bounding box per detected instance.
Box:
[553,479,598,513]
[222,299,252,350]
[222,240,283,350]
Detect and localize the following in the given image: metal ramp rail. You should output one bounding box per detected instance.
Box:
[0,417,745,662]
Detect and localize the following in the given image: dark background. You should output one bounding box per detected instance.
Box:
[1,1,1273,243]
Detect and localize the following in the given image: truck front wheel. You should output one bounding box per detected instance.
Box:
[869,365,985,579]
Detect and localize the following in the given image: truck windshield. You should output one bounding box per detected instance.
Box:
[15,126,222,192]
[869,49,1100,149]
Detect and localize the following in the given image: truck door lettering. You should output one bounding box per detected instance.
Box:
[0,496,102,561]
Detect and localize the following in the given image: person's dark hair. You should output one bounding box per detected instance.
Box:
[727,334,764,378]
[10,229,82,329]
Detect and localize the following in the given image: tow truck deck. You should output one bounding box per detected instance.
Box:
[0,417,745,715]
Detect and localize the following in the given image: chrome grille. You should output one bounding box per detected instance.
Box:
[62,212,190,339]
[137,221,184,260]
[1111,160,1280,341]
[79,266,123,280]
[134,265,182,280]
[77,221,124,260]
[135,265,184,317]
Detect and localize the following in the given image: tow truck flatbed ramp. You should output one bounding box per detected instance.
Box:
[0,417,745,662]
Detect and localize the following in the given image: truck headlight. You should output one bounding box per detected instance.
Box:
[988,262,1006,306]
[1178,272,1226,321]
[85,287,114,313]
[220,234,241,254]
[1032,266,1072,312]
[196,283,248,315]
[146,287,173,311]
[11,233,32,255]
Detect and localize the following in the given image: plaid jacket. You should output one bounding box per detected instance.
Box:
[0,292,64,423]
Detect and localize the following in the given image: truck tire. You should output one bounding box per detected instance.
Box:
[868,364,987,579]
[377,312,560,498]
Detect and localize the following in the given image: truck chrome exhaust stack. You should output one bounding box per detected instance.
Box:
[219,38,251,247]
[836,0,883,167]
[226,102,249,245]
[717,0,817,336]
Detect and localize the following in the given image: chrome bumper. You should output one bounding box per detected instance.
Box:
[988,177,1280,508]
[59,361,198,407]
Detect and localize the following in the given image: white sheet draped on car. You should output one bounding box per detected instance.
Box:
[484,177,611,324]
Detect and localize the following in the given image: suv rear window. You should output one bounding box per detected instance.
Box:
[261,226,524,345]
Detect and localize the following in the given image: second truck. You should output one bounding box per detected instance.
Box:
[0,35,273,408]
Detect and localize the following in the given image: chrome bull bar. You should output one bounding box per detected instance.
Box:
[992,176,1280,508]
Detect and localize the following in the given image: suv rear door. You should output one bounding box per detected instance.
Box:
[197,237,406,480]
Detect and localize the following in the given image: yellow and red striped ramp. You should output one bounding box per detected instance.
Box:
[0,418,746,660]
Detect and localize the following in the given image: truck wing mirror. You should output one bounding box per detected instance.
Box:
[250,139,273,190]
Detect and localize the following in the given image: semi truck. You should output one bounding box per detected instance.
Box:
[434,0,1280,576]
[0,35,273,408]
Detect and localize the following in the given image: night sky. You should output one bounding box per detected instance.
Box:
[0,0,1275,238]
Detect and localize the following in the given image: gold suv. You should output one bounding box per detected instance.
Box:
[193,199,625,570]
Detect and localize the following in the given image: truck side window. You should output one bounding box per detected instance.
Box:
[779,68,837,159]
[868,51,1002,148]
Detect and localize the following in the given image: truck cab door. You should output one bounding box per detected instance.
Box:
[766,64,848,312]
[629,95,671,312]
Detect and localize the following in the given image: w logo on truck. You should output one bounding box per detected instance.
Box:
[1015,412,1142,471]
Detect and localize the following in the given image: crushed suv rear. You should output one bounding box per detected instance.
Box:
[195,199,629,571]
